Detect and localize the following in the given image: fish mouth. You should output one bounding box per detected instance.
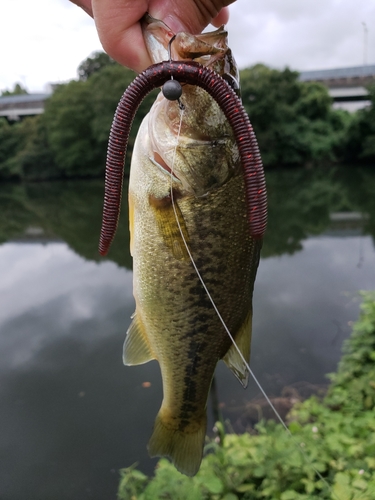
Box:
[142,13,239,84]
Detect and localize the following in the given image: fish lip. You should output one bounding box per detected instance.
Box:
[142,14,238,79]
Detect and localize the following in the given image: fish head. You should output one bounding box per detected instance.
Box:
[142,15,241,197]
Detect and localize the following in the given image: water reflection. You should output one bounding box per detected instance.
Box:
[0,180,132,268]
[2,167,375,266]
[0,242,157,499]
[0,167,374,499]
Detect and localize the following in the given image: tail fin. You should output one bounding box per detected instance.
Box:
[147,411,207,477]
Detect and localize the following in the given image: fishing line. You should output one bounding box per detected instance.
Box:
[168,102,337,498]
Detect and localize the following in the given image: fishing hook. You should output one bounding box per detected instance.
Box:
[167,34,176,61]
[163,35,185,110]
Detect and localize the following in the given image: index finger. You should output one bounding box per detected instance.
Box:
[92,0,152,73]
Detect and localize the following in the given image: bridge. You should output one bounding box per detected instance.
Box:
[0,93,50,121]
[299,65,375,112]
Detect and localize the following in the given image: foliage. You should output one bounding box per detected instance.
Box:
[77,51,117,81]
[343,84,375,164]
[15,115,56,180]
[0,53,157,181]
[325,293,375,412]
[118,292,375,499]
[0,115,54,180]
[84,63,157,167]
[5,116,55,180]
[240,64,351,167]
[0,53,372,179]
[0,117,24,178]
[43,79,101,177]
[1,82,28,96]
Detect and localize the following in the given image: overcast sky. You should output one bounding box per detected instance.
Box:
[1,0,374,93]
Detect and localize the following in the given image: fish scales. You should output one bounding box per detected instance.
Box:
[122,16,263,477]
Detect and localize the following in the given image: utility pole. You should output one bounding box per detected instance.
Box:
[362,22,368,66]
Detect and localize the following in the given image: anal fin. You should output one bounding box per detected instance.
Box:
[222,309,253,388]
[123,312,155,366]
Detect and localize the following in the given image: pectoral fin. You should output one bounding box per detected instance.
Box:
[149,194,189,260]
[123,312,155,365]
[223,310,253,388]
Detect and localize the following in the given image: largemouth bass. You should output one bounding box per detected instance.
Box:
[110,16,265,477]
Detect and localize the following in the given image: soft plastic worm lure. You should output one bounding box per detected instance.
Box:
[99,60,267,256]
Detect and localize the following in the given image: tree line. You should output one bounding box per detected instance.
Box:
[0,52,374,181]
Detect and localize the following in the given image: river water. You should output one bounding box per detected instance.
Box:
[0,167,374,499]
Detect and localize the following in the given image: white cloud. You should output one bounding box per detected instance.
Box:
[227,0,374,70]
[0,242,132,326]
[0,0,101,92]
[0,242,134,369]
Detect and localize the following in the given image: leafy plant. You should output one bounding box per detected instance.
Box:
[240,64,351,167]
[343,84,375,164]
[118,292,375,499]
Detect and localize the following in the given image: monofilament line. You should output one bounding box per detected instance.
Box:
[168,102,338,498]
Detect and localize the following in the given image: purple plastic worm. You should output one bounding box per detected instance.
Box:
[99,60,267,256]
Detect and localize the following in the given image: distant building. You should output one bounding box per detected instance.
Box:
[0,93,51,121]
[299,65,375,112]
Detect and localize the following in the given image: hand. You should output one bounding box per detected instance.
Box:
[70,0,234,73]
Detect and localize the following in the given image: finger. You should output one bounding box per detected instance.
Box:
[152,0,233,34]
[211,6,230,27]
[69,0,93,17]
[91,0,152,73]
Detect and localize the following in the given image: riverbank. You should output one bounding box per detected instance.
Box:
[118,291,375,500]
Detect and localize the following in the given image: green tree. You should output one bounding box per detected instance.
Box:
[1,82,28,96]
[0,53,158,180]
[44,59,158,178]
[78,51,117,81]
[296,81,332,120]
[87,64,137,154]
[343,83,375,163]
[0,115,55,180]
[0,117,24,178]
[1,56,363,181]
[87,62,158,166]
[43,80,100,177]
[240,64,349,167]
[14,115,56,180]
